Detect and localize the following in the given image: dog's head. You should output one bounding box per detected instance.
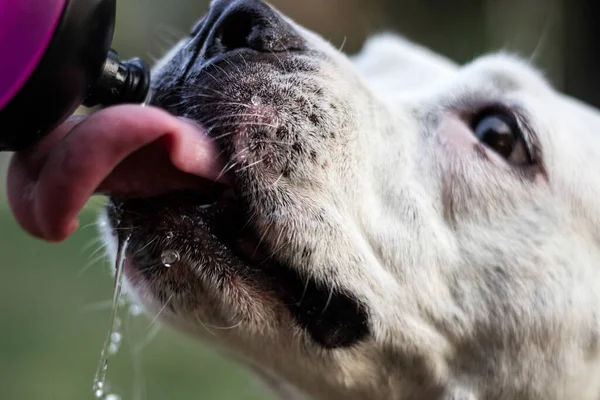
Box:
[100,0,600,398]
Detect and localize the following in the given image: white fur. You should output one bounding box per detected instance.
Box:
[101,4,600,400]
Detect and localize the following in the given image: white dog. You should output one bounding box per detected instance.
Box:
[100,0,600,398]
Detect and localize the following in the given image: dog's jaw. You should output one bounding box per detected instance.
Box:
[99,2,600,399]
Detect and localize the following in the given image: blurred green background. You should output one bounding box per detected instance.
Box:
[0,0,597,399]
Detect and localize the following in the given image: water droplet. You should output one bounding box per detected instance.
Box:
[108,342,120,355]
[161,249,180,268]
[166,231,174,240]
[93,235,130,399]
[129,304,143,316]
[251,95,261,105]
[110,332,122,343]
[105,394,121,400]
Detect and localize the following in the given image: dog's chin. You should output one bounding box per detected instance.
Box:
[105,186,279,319]
[104,172,370,350]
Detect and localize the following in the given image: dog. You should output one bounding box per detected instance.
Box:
[99,0,600,398]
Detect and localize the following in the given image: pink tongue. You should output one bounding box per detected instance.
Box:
[7,105,228,242]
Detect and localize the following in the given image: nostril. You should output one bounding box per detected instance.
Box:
[201,0,306,59]
[217,10,256,52]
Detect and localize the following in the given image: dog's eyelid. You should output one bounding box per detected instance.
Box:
[509,107,542,166]
[466,103,540,167]
[514,116,534,158]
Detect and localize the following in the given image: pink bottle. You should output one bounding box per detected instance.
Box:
[0,0,150,151]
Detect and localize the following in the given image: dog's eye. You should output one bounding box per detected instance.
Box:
[472,111,532,165]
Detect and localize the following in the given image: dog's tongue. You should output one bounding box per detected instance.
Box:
[7,105,228,242]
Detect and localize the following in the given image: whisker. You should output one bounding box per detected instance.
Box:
[81,237,104,254]
[172,88,226,101]
[213,121,279,130]
[202,113,270,127]
[135,323,162,352]
[214,63,236,81]
[183,92,225,101]
[77,253,109,277]
[229,146,251,161]
[147,52,160,65]
[253,139,293,146]
[215,160,239,182]
[176,84,229,100]
[223,57,243,75]
[236,159,264,173]
[135,237,158,256]
[154,30,179,54]
[297,276,311,307]
[202,69,224,87]
[189,101,251,109]
[193,314,217,336]
[264,237,291,262]
[271,172,285,188]
[268,46,288,73]
[528,10,555,64]
[203,319,243,330]
[87,241,109,259]
[321,286,335,314]
[252,220,274,259]
[339,36,348,53]
[80,220,102,232]
[240,208,260,232]
[146,294,174,330]
[211,129,235,139]
[156,24,185,42]
[237,52,250,69]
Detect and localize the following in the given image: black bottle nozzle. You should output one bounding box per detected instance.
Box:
[0,0,151,152]
[84,50,151,107]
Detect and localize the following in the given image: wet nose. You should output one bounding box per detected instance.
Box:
[194,0,306,59]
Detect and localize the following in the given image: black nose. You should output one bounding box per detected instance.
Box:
[193,0,306,59]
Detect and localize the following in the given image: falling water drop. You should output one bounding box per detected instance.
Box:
[110,332,122,343]
[161,249,180,268]
[108,331,122,354]
[129,304,143,316]
[108,342,120,355]
[93,235,130,399]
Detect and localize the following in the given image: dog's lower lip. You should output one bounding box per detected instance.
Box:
[110,185,270,271]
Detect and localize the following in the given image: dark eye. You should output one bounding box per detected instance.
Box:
[472,111,532,165]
